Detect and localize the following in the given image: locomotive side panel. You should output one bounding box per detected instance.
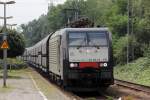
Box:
[49,36,61,76]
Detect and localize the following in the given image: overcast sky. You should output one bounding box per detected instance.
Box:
[0,0,66,26]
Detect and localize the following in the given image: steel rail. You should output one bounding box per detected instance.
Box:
[115,79,150,94]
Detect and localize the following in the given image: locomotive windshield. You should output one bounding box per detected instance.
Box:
[69,31,108,46]
[69,32,86,46]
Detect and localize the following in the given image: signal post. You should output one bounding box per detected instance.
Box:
[0,1,15,87]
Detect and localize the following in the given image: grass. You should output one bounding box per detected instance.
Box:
[106,96,114,100]
[0,58,27,80]
[86,98,97,100]
[0,68,27,79]
[114,57,150,86]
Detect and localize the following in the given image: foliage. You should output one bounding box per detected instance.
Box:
[21,15,50,47]
[115,0,127,15]
[143,45,150,66]
[107,15,128,36]
[113,35,142,64]
[0,29,25,58]
[7,58,27,70]
[47,5,64,32]
[0,58,27,69]
[106,96,114,100]
[84,0,113,26]
[135,18,150,44]
[105,0,128,36]
[114,57,150,86]
[144,45,150,58]
[6,58,25,65]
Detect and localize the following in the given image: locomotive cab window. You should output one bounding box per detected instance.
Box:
[69,31,108,46]
[88,32,108,46]
[69,32,86,46]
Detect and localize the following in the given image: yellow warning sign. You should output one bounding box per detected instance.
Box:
[1,40,9,49]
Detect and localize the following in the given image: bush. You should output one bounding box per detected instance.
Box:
[144,45,150,58]
[0,58,27,70]
[113,35,143,64]
[143,45,150,66]
[107,15,128,36]
[135,18,150,44]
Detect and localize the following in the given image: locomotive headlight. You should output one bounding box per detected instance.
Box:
[99,63,107,67]
[70,63,78,68]
[103,63,107,67]
[70,63,74,68]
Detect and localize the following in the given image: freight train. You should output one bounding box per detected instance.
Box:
[22,28,114,91]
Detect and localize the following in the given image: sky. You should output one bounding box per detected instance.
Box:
[0,0,66,27]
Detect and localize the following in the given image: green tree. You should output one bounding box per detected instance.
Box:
[105,0,128,36]
[21,15,50,47]
[0,30,25,58]
[47,5,64,31]
[113,35,142,64]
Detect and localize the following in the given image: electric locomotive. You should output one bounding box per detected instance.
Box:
[61,28,114,91]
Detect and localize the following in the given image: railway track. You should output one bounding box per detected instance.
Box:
[64,79,150,100]
[115,79,150,94]
[77,79,150,100]
[73,91,113,100]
